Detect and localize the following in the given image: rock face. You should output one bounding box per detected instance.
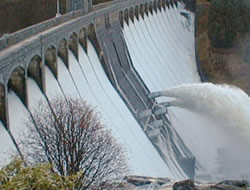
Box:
[119,176,173,189]
[121,176,250,190]
[124,176,171,186]
[173,180,196,190]
[207,180,249,190]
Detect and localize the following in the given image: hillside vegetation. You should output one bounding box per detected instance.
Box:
[0,0,112,37]
[0,0,62,36]
[196,0,250,94]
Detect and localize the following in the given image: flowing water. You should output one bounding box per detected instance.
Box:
[0,39,174,178]
[123,3,250,181]
[152,83,250,180]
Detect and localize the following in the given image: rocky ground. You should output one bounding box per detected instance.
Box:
[120,176,250,190]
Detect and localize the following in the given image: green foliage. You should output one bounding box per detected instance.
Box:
[0,158,82,190]
[208,0,248,48]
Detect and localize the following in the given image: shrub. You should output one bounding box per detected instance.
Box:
[0,158,82,190]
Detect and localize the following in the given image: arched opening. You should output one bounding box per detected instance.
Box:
[170,0,174,8]
[166,0,170,9]
[58,38,69,69]
[135,6,139,20]
[158,0,162,11]
[119,11,124,28]
[28,55,45,93]
[162,0,166,10]
[45,46,58,79]
[145,3,149,16]
[153,1,158,13]
[124,9,129,25]
[174,0,178,8]
[140,4,144,19]
[149,2,153,15]
[0,83,8,128]
[79,28,87,52]
[129,7,134,23]
[69,32,79,61]
[87,24,102,59]
[8,66,27,106]
[87,24,106,71]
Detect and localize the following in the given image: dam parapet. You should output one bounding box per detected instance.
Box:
[0,0,178,129]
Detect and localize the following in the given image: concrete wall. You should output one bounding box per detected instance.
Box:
[0,0,174,128]
[0,0,194,178]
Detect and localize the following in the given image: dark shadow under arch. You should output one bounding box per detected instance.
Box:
[87,24,106,74]
[149,2,153,14]
[129,7,134,23]
[162,0,166,10]
[145,3,149,16]
[87,24,101,56]
[79,28,87,52]
[58,38,69,69]
[166,0,170,9]
[119,11,124,28]
[69,32,79,61]
[28,55,45,93]
[124,9,129,25]
[135,6,139,20]
[153,1,158,13]
[140,4,144,19]
[8,66,27,106]
[158,0,162,11]
[45,46,58,79]
[0,83,7,128]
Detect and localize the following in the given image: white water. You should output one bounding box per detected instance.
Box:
[123,4,201,179]
[76,42,174,178]
[158,83,250,127]
[154,83,250,180]
[123,4,250,181]
[0,38,174,178]
[0,123,15,166]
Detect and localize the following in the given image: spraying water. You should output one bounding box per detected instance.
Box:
[149,83,250,180]
[123,4,201,179]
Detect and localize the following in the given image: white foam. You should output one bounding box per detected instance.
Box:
[123,5,201,179]
[79,42,174,178]
[160,83,250,180]
[0,122,16,167]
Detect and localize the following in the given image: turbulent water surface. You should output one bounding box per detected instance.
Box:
[150,83,250,180]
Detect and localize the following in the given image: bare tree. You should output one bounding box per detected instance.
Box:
[21,96,128,189]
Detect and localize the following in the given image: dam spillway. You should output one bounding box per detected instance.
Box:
[0,40,175,177]
[0,0,221,180]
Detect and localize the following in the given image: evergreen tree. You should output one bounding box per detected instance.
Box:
[208,0,245,48]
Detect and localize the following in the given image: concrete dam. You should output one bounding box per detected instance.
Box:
[0,0,228,180]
